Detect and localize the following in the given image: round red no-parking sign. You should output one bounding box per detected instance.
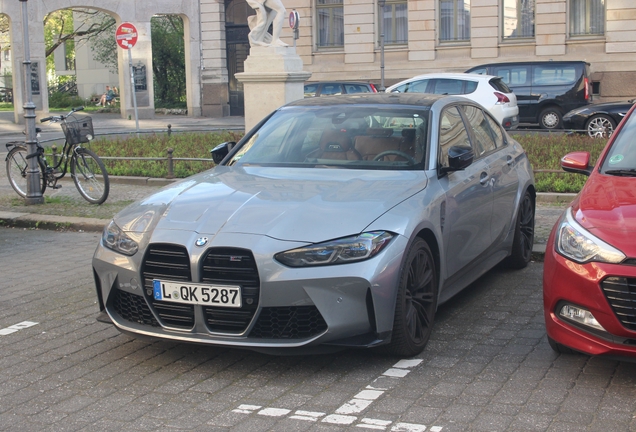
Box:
[116,22,138,50]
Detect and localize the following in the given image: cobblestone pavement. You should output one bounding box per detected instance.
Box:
[1,228,635,432]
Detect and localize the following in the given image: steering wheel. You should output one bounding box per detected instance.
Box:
[373,150,417,165]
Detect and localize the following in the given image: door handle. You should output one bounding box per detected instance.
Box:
[507,155,514,166]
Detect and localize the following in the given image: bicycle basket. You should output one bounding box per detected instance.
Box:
[61,116,94,145]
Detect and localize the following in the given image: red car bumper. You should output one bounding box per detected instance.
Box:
[543,228,636,360]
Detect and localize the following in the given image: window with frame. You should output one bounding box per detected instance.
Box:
[439,0,470,43]
[317,0,344,48]
[503,0,534,40]
[570,0,605,36]
[380,0,408,45]
[439,106,471,167]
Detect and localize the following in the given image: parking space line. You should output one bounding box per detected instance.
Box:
[230,358,442,430]
[0,321,38,336]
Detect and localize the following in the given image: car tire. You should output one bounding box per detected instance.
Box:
[504,191,535,269]
[539,107,563,129]
[547,336,578,355]
[384,237,438,357]
[585,114,616,139]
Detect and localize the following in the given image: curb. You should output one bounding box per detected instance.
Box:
[0,211,110,232]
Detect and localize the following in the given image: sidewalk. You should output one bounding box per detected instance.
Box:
[0,110,246,143]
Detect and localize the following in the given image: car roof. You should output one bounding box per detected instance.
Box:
[394,72,498,81]
[467,61,590,68]
[285,92,448,108]
[305,81,375,85]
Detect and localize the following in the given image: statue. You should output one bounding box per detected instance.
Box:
[246,0,289,47]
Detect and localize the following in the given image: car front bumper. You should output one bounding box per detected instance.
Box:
[93,229,409,352]
[543,231,636,360]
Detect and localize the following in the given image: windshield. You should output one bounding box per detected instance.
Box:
[227,106,430,170]
[601,111,636,174]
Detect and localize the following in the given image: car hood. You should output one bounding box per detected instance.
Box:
[573,173,636,256]
[114,166,428,243]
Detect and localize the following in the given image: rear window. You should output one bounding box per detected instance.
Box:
[489,78,512,93]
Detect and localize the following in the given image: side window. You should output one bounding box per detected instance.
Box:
[465,80,478,94]
[344,84,370,94]
[304,84,318,97]
[406,79,430,93]
[321,83,344,96]
[439,106,471,167]
[532,65,577,85]
[483,114,504,148]
[462,105,497,156]
[494,66,529,86]
[431,79,464,95]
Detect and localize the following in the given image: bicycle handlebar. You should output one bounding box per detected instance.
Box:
[40,117,53,123]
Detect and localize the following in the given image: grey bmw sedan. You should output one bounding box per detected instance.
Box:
[93,93,535,356]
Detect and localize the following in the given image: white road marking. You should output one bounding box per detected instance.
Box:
[358,418,393,429]
[393,359,423,369]
[232,404,261,414]
[322,414,358,425]
[230,357,443,431]
[0,321,38,336]
[355,389,384,400]
[391,423,429,432]
[258,407,290,417]
[289,410,325,422]
[336,398,374,414]
[382,368,410,377]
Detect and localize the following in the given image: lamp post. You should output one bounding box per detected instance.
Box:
[20,0,43,204]
[378,0,386,91]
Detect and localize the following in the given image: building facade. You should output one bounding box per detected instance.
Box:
[202,0,636,117]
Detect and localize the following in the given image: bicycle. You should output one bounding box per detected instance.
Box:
[5,107,110,205]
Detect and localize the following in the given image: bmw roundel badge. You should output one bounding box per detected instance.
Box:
[195,237,208,247]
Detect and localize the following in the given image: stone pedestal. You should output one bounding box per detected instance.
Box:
[236,46,312,131]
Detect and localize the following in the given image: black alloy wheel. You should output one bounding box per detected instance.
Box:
[385,237,438,356]
[586,114,616,139]
[504,191,535,269]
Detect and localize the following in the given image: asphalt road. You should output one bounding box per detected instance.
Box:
[0,227,634,432]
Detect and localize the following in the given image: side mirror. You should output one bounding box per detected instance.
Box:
[561,151,592,176]
[210,141,236,164]
[440,145,474,174]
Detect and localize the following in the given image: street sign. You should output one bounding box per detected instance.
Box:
[116,22,138,50]
[289,10,300,30]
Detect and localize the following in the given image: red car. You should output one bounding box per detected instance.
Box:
[543,103,636,360]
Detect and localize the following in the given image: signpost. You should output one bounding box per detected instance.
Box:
[20,0,43,204]
[116,22,140,134]
[289,10,300,49]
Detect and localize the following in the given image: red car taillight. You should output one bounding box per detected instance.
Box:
[369,83,378,93]
[584,77,589,100]
[494,92,510,104]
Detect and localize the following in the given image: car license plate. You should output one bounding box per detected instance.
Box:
[153,280,242,308]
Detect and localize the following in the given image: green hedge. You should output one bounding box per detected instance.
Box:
[87,130,607,193]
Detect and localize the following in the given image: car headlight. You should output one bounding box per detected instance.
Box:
[102,220,139,256]
[275,231,394,267]
[556,209,625,264]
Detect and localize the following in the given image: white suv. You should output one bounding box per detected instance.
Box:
[386,73,519,129]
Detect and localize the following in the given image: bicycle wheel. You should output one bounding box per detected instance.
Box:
[5,144,47,198]
[71,147,110,204]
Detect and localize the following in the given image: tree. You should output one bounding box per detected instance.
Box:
[44,9,116,58]
[151,15,186,107]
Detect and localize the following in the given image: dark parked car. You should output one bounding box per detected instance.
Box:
[93,93,535,356]
[543,102,636,361]
[304,81,378,98]
[563,100,635,138]
[466,61,592,129]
